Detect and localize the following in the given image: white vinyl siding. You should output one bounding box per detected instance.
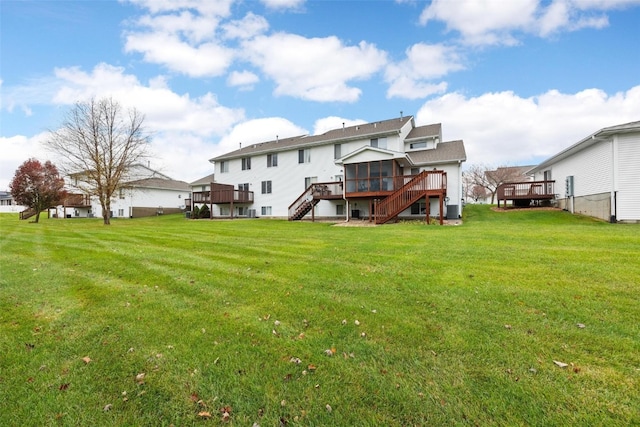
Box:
[616,133,640,220]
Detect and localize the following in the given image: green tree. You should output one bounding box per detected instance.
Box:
[9,158,66,223]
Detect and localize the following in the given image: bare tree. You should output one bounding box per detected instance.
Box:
[46,97,150,225]
[465,164,530,204]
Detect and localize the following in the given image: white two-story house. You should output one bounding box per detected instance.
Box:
[198,115,466,224]
[57,164,191,219]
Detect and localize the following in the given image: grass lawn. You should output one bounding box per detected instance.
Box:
[1,205,638,426]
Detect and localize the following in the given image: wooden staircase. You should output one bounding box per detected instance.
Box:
[374,170,446,225]
[19,208,39,220]
[288,185,320,220]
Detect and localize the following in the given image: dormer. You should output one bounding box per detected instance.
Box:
[404,123,442,152]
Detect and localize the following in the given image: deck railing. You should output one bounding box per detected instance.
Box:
[192,189,254,204]
[497,180,555,207]
[63,193,91,207]
[345,173,446,196]
[374,171,447,224]
[288,181,342,220]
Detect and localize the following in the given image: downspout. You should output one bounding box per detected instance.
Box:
[610,135,617,222]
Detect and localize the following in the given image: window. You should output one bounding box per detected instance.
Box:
[334,144,342,159]
[410,141,427,149]
[261,180,272,194]
[298,149,310,164]
[238,183,249,191]
[411,168,420,175]
[411,202,427,215]
[267,153,278,167]
[261,206,272,215]
[220,206,230,216]
[118,209,124,217]
[119,188,125,199]
[304,176,317,189]
[237,206,247,216]
[241,157,251,170]
[336,204,344,216]
[371,137,387,149]
[220,161,229,173]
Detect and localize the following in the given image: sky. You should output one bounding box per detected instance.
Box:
[2,0,640,190]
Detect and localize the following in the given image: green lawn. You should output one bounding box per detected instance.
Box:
[1,206,638,426]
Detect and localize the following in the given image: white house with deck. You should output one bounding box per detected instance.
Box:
[528,120,640,223]
[50,164,191,219]
[195,115,466,224]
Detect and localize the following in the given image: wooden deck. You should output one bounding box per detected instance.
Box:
[497,180,555,208]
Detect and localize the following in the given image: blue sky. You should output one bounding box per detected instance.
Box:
[2,0,640,189]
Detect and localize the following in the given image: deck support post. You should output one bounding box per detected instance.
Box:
[439,194,444,225]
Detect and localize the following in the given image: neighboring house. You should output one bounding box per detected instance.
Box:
[187,173,216,212]
[200,115,466,223]
[528,120,640,223]
[56,164,191,219]
[472,165,535,205]
[0,191,26,213]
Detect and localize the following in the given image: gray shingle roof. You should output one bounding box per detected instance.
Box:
[123,178,191,191]
[407,140,467,165]
[189,173,215,186]
[405,123,441,140]
[210,115,414,162]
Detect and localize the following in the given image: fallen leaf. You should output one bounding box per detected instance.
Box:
[341,319,347,325]
[198,411,211,418]
[103,404,112,411]
[325,404,332,412]
[553,360,568,368]
[135,373,145,383]
[307,364,316,371]
[504,324,512,329]
[289,357,302,364]
[354,320,360,326]
[59,383,69,391]
[577,323,586,329]
[274,320,281,326]
[82,356,91,364]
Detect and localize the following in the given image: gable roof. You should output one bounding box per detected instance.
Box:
[190,173,215,186]
[405,123,442,141]
[335,146,410,165]
[210,115,414,162]
[529,120,640,173]
[122,177,191,191]
[407,140,467,165]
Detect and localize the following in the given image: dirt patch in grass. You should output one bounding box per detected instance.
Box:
[491,206,562,213]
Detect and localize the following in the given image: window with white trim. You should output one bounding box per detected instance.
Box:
[241,157,251,170]
[267,153,278,167]
[261,180,272,194]
[298,149,310,164]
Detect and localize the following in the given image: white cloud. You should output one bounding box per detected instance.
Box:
[260,0,305,11]
[227,70,260,89]
[216,117,307,155]
[420,0,537,45]
[123,0,234,17]
[416,85,640,166]
[0,133,51,190]
[386,43,463,99]
[242,33,387,102]
[419,0,640,45]
[1,63,247,184]
[124,31,234,77]
[222,12,269,40]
